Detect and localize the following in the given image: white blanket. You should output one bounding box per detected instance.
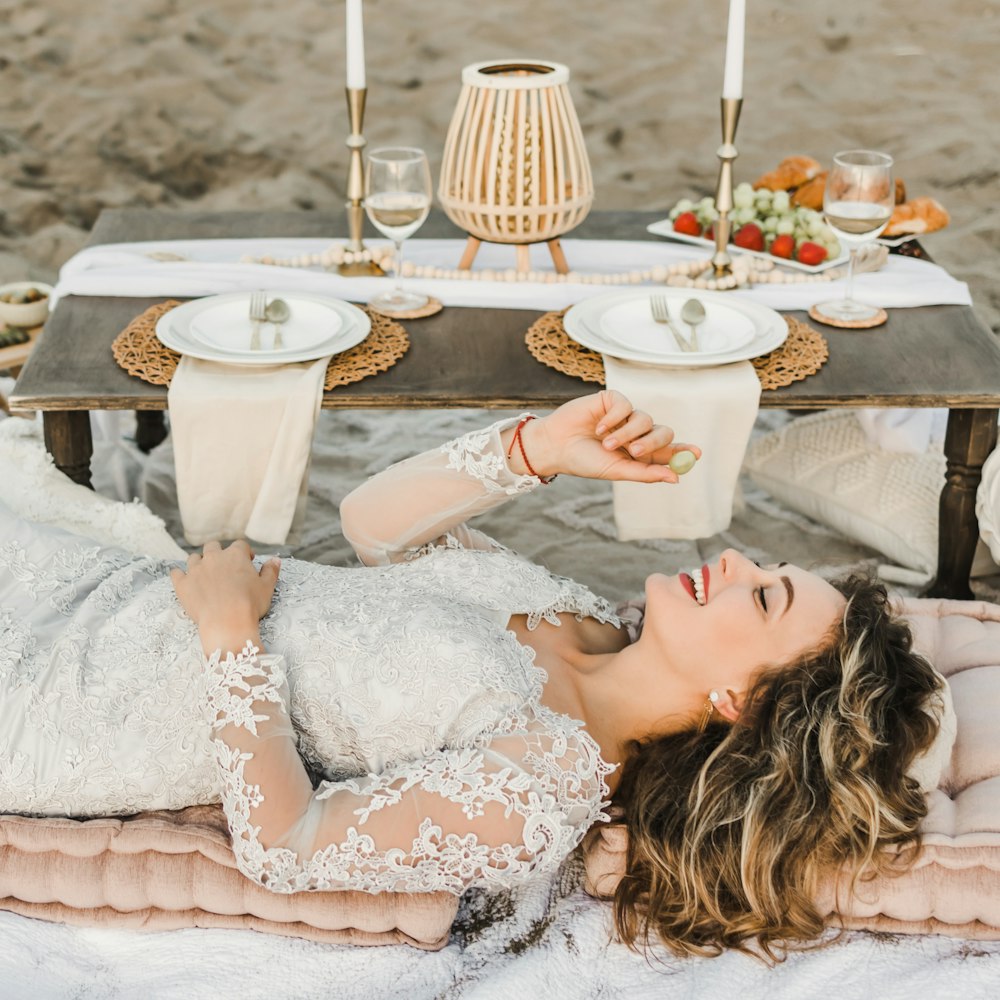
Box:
[2,411,999,997]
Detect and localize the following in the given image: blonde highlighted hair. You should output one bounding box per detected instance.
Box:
[602,574,942,961]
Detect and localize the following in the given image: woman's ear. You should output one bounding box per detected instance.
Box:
[713,687,744,723]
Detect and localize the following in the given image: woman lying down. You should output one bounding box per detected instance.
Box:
[0,390,949,958]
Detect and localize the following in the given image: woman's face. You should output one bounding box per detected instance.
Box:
[643,549,846,707]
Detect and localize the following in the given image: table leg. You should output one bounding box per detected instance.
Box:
[42,411,94,489]
[924,408,998,600]
[135,410,168,454]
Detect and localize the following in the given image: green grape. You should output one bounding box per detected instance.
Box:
[668,451,697,476]
[772,190,791,213]
[734,206,756,225]
[762,215,779,233]
[699,196,716,209]
[776,218,795,235]
[733,183,756,210]
[675,198,695,213]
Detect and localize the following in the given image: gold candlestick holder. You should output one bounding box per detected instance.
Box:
[339,87,384,277]
[710,96,743,278]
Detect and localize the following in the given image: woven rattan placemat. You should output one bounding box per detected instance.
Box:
[524,311,828,391]
[112,301,409,391]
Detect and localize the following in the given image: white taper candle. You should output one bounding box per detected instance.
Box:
[721,0,745,99]
[346,0,366,90]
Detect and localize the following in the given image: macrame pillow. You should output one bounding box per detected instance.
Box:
[743,410,943,583]
[583,596,1000,939]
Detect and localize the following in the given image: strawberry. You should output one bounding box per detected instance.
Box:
[796,241,828,266]
[769,234,795,259]
[673,212,703,237]
[733,222,764,252]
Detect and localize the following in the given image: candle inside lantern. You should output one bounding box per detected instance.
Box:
[346,0,366,90]
[721,0,745,99]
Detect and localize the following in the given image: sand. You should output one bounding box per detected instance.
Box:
[1,0,998,330]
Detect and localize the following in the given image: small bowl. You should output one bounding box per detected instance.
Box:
[0,281,54,328]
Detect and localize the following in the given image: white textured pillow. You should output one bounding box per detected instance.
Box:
[977,445,1000,566]
[744,411,943,582]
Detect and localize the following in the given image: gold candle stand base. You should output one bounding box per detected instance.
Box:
[710,96,743,281]
[339,87,384,277]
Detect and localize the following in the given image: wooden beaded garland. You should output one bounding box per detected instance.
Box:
[243,243,848,290]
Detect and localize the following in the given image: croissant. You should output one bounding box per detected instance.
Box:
[792,174,907,212]
[884,197,950,236]
[791,173,827,210]
[753,156,822,191]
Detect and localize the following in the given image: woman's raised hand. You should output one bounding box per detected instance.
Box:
[507,390,701,485]
[170,540,280,655]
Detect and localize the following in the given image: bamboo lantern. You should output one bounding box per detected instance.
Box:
[438,60,594,274]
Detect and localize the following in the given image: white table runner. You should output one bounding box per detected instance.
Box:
[54,237,972,312]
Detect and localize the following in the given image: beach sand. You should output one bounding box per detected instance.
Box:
[1,0,998,330]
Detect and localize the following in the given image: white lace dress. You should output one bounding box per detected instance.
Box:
[0,418,620,896]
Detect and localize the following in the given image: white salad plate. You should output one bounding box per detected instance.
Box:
[564,288,787,368]
[598,298,757,358]
[189,297,344,356]
[645,219,851,273]
[155,292,370,365]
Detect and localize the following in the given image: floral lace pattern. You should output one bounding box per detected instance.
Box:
[0,417,621,894]
[208,645,613,895]
[440,416,539,496]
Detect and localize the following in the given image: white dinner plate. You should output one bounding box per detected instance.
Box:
[188,297,344,355]
[155,292,370,365]
[564,289,787,368]
[598,297,756,358]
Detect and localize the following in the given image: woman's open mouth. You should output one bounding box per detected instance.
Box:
[679,565,709,605]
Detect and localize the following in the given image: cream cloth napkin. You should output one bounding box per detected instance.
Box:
[603,356,761,541]
[168,354,330,546]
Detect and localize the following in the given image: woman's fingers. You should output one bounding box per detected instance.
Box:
[259,557,281,585]
[593,390,635,437]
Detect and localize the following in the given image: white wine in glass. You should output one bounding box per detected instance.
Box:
[816,150,894,324]
[365,147,432,314]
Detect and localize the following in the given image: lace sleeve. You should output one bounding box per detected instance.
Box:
[205,644,611,895]
[339,416,541,566]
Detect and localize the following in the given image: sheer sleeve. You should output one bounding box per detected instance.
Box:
[204,644,612,895]
[339,416,541,565]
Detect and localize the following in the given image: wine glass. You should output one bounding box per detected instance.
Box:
[364,147,433,314]
[816,150,894,323]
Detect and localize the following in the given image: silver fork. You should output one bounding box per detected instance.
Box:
[649,295,691,352]
[248,290,267,351]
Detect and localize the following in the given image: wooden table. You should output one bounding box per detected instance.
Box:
[10,210,1000,599]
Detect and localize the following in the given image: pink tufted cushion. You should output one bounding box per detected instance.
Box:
[583,596,1000,940]
[0,804,458,948]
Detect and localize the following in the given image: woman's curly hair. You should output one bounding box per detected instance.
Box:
[600,574,943,961]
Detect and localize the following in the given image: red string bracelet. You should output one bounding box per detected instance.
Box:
[505,416,557,485]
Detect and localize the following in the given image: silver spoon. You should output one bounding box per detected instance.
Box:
[264,297,290,349]
[680,298,706,353]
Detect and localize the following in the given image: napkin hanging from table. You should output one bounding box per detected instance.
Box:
[168,354,330,546]
[603,356,761,541]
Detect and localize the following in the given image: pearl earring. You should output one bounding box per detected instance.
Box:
[698,690,721,733]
